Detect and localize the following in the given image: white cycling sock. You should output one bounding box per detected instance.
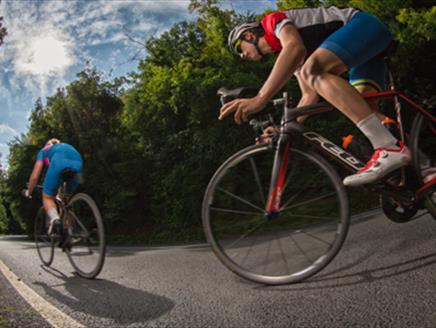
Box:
[47,208,60,222]
[356,113,398,150]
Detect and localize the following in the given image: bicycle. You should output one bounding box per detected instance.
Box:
[202,48,435,285]
[31,169,106,279]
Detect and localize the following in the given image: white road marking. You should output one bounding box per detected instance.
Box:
[0,258,84,328]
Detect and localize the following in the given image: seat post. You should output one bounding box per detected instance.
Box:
[385,57,396,91]
[385,56,406,143]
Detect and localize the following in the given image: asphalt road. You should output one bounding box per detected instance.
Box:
[0,210,435,327]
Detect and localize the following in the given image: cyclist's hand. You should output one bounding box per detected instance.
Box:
[256,126,279,144]
[219,96,266,125]
[21,189,32,199]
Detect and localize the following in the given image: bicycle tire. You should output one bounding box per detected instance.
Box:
[34,206,54,266]
[202,143,350,285]
[410,110,436,219]
[65,193,106,279]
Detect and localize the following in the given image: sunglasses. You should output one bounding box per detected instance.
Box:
[234,38,242,55]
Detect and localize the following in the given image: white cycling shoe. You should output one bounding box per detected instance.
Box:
[343,142,411,187]
[47,218,60,235]
[422,167,436,184]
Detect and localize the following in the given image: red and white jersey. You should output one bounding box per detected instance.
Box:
[261,6,359,54]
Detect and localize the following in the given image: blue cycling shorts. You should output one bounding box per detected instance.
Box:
[319,12,392,91]
[43,153,83,196]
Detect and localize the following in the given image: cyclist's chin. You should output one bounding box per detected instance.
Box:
[248,55,262,62]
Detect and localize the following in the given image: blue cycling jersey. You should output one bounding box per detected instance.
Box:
[36,143,82,166]
[36,143,83,196]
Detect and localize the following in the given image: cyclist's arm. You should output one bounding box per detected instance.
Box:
[27,161,43,195]
[257,24,307,105]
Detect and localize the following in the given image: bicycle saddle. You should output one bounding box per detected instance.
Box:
[380,40,399,59]
[60,169,76,181]
[217,87,259,105]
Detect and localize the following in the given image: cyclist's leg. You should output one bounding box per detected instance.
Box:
[349,56,387,116]
[300,49,404,158]
[42,163,63,233]
[351,58,403,138]
[343,57,400,160]
[300,12,392,124]
[299,12,410,185]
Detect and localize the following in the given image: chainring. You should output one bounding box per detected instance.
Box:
[380,195,420,223]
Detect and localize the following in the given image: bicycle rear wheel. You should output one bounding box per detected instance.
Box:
[411,109,436,218]
[34,207,54,266]
[202,144,349,285]
[65,193,106,279]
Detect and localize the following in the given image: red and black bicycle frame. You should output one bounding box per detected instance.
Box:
[264,90,435,214]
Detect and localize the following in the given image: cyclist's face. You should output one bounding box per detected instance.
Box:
[239,41,261,61]
[238,33,262,61]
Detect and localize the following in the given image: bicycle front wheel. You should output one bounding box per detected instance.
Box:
[65,193,106,279]
[410,109,436,218]
[202,144,349,285]
[34,207,54,266]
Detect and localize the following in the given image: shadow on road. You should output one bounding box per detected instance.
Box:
[254,251,436,292]
[106,243,210,258]
[33,267,175,325]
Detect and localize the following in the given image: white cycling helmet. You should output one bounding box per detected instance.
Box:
[45,138,60,146]
[228,21,262,55]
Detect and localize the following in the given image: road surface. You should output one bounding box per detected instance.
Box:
[0,210,435,327]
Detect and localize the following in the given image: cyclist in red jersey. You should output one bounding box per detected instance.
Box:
[219,6,411,186]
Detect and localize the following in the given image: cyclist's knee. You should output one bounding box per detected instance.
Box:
[300,58,325,88]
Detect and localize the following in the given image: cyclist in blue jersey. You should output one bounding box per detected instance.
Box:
[220,6,411,187]
[24,139,83,234]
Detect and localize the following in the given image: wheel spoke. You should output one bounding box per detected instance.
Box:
[280,191,337,212]
[281,170,325,209]
[301,230,333,246]
[279,213,338,220]
[288,233,313,265]
[237,233,259,268]
[71,211,90,236]
[217,187,266,213]
[210,206,263,216]
[250,157,266,206]
[227,218,268,250]
[276,232,291,275]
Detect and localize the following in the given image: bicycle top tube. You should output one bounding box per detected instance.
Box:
[219,85,435,126]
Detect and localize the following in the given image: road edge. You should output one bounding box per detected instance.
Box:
[0,258,84,328]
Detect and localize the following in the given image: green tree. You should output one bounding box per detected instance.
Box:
[0,0,7,47]
[4,69,140,235]
[2,0,434,243]
[0,158,8,233]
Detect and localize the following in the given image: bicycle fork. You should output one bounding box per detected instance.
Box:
[265,93,293,218]
[265,137,291,217]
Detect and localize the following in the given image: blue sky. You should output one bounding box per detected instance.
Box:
[0,0,276,169]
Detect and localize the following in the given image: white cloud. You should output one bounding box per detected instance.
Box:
[15,35,74,76]
[0,124,18,137]
[0,0,195,165]
[1,0,192,89]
